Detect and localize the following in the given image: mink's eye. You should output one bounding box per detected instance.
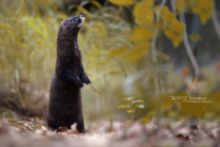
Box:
[70,16,77,24]
[78,18,82,23]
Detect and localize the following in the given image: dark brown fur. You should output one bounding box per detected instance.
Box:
[47,16,90,132]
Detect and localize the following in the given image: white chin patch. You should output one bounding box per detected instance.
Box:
[77,16,85,27]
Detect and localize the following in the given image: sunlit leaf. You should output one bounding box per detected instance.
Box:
[160,6,184,47]
[129,27,153,42]
[133,0,154,27]
[109,0,134,6]
[192,0,213,24]
[190,34,202,42]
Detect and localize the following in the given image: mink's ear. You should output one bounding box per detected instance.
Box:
[61,20,65,25]
[60,21,67,32]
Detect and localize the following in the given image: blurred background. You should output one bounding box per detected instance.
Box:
[0,0,219,126]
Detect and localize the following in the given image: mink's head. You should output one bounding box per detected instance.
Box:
[59,15,85,34]
[57,15,84,58]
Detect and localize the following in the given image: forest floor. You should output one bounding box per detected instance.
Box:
[0,118,219,147]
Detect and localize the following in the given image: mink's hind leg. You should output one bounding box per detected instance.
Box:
[47,119,59,130]
[76,116,85,133]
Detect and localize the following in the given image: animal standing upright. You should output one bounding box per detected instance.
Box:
[48,15,91,133]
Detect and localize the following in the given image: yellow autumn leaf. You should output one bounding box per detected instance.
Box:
[161,6,175,20]
[133,0,154,27]
[192,0,213,24]
[200,12,211,24]
[190,34,201,41]
[124,43,149,62]
[129,27,153,42]
[164,29,175,40]
[174,21,184,34]
[160,6,184,47]
[109,0,134,6]
[164,28,183,48]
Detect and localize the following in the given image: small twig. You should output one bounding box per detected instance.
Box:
[180,14,200,76]
[152,0,167,62]
[89,84,113,129]
[156,0,168,22]
[212,0,220,39]
[170,0,176,12]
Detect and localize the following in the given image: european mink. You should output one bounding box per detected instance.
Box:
[48,15,90,132]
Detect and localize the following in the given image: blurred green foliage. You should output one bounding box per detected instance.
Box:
[0,0,61,88]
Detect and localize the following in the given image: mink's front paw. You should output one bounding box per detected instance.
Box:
[81,74,91,85]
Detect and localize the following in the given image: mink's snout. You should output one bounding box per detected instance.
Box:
[79,15,85,22]
[76,15,85,27]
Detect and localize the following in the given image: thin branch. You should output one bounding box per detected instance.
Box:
[212,0,220,39]
[151,0,167,127]
[180,14,200,76]
[156,0,168,22]
[152,0,167,63]
[170,0,176,12]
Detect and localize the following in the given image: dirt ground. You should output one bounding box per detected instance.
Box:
[0,118,219,147]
